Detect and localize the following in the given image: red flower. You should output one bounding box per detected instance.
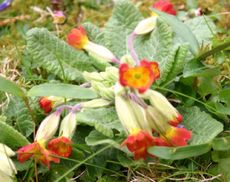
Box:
[17,142,59,168]
[152,0,177,16]
[48,136,72,158]
[119,60,160,93]
[162,127,192,146]
[122,129,154,160]
[39,97,53,113]
[67,26,89,49]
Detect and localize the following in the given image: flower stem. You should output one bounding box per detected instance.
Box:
[128,32,140,65]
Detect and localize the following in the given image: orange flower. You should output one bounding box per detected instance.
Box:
[121,129,154,160]
[17,142,59,168]
[119,60,160,93]
[152,0,177,16]
[67,26,89,49]
[48,136,72,158]
[162,127,192,146]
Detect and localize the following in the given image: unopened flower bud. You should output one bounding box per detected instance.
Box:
[53,10,66,24]
[59,112,77,139]
[134,16,157,35]
[39,96,65,113]
[84,41,117,63]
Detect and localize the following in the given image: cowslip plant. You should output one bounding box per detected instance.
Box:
[0,0,229,181]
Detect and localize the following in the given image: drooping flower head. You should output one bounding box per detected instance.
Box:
[48,136,72,158]
[67,26,89,49]
[119,60,160,93]
[152,0,177,16]
[122,128,154,160]
[17,142,59,168]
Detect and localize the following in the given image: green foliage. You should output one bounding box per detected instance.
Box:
[148,143,211,160]
[26,28,96,82]
[76,107,124,138]
[3,97,35,137]
[0,75,25,98]
[28,83,98,99]
[185,16,216,46]
[151,9,199,55]
[103,0,142,58]
[0,117,30,149]
[180,106,223,145]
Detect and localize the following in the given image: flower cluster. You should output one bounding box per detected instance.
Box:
[17,105,81,168]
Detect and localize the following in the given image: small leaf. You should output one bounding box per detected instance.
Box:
[85,130,120,148]
[151,9,199,55]
[212,136,230,151]
[180,106,223,145]
[27,83,97,99]
[0,119,30,149]
[0,76,25,98]
[219,88,230,105]
[76,107,124,138]
[148,144,211,160]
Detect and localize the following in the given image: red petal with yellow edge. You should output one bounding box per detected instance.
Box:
[121,130,154,160]
[163,127,192,146]
[67,26,88,49]
[48,136,73,158]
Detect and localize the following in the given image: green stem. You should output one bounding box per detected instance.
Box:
[54,145,112,182]
[197,40,230,61]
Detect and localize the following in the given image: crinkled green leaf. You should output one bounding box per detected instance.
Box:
[76,107,124,138]
[135,18,173,61]
[4,97,35,137]
[104,0,142,58]
[0,119,30,149]
[180,106,223,145]
[28,83,97,99]
[26,28,96,82]
[185,16,216,46]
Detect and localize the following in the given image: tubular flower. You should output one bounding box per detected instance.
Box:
[17,111,61,167]
[48,136,72,158]
[115,85,154,159]
[67,26,88,49]
[17,142,59,168]
[152,0,177,16]
[119,60,160,93]
[122,128,154,160]
[146,106,192,147]
[48,105,81,158]
[67,26,118,63]
[141,90,182,126]
[39,96,65,113]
